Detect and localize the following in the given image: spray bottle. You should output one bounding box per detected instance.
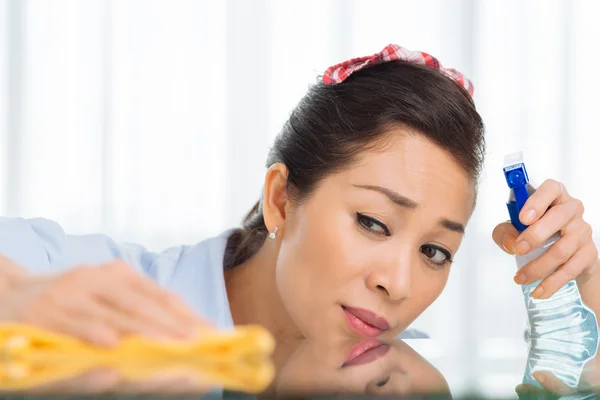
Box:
[503,152,599,392]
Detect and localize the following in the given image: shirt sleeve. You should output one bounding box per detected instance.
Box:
[0,217,165,280]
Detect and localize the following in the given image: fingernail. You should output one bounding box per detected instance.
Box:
[532,286,544,299]
[502,238,515,255]
[534,372,545,384]
[514,272,526,285]
[516,240,530,255]
[521,209,536,225]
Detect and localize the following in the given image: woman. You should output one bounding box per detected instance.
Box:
[0,44,598,347]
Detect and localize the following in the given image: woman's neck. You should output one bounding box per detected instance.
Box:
[224,241,303,340]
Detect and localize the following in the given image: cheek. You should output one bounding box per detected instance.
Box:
[407,267,450,315]
[278,205,373,284]
[274,206,369,330]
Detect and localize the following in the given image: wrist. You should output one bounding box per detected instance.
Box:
[577,258,600,288]
[0,257,29,294]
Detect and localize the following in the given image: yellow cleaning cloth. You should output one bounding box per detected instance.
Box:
[0,323,275,393]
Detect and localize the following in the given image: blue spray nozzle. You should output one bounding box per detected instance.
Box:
[503,152,530,232]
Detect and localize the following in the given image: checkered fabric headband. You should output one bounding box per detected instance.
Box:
[322,44,474,96]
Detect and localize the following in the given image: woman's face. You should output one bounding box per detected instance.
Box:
[274,129,475,340]
[273,338,450,397]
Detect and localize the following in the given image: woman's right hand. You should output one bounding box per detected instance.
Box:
[0,257,210,346]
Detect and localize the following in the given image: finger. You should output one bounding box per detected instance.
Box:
[67,369,121,394]
[515,383,546,397]
[72,295,187,343]
[48,314,120,347]
[89,266,197,339]
[533,371,576,396]
[94,285,192,340]
[106,260,204,326]
[19,289,121,347]
[531,242,598,299]
[519,179,573,226]
[94,296,206,342]
[514,218,585,285]
[126,267,211,329]
[515,383,529,395]
[515,201,581,256]
[492,221,520,254]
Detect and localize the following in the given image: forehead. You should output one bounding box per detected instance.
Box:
[330,129,476,219]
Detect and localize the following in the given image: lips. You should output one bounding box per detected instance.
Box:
[342,339,390,367]
[342,306,390,337]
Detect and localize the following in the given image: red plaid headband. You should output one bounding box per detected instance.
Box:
[322,44,474,96]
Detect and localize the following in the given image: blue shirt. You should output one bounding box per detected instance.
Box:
[0,217,426,338]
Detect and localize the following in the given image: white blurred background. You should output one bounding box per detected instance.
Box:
[1,0,599,397]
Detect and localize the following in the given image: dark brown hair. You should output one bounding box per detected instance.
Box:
[225,61,485,269]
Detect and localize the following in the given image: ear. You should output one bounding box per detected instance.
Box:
[262,163,290,233]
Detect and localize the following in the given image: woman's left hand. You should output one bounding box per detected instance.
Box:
[492,179,600,299]
[515,371,579,399]
[515,359,600,398]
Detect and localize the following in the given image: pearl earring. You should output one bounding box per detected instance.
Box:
[268,226,279,239]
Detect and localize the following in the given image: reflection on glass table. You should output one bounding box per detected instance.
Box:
[0,335,449,398]
[2,325,600,399]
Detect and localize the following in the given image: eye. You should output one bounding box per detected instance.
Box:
[356,213,391,236]
[376,376,390,387]
[420,244,453,267]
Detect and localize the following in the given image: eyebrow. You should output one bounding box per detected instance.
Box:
[439,219,465,234]
[353,184,418,209]
[353,184,465,234]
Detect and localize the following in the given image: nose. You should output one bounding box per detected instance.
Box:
[365,255,412,301]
